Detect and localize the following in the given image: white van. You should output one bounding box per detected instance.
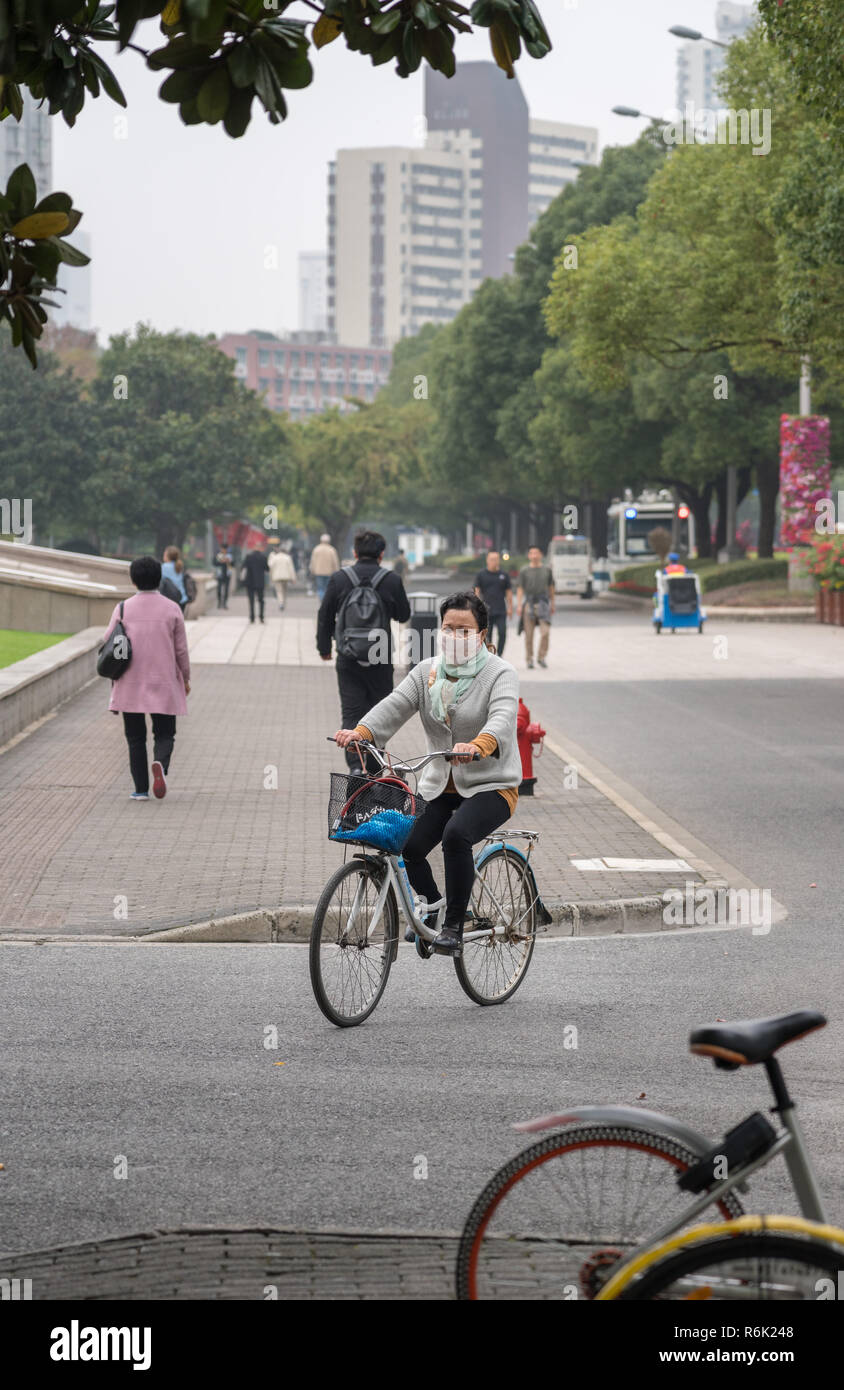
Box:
[548,534,593,599]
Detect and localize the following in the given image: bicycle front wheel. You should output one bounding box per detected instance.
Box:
[456,1125,743,1300]
[618,1230,844,1301]
[309,858,398,1028]
[455,847,536,1006]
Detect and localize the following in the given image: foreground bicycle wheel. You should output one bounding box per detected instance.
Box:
[618,1231,844,1300]
[455,847,536,1006]
[456,1125,743,1300]
[309,858,398,1027]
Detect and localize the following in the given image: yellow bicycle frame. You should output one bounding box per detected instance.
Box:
[596,1213,844,1300]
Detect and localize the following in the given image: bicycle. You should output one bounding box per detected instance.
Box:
[456,1007,844,1300]
[309,738,551,1027]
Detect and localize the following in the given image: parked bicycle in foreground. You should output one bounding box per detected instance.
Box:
[309,738,551,1027]
[457,1008,844,1300]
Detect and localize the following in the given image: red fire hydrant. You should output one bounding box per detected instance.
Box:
[517,697,546,796]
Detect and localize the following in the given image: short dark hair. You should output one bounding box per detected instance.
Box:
[130,555,162,591]
[354,530,386,560]
[440,589,488,632]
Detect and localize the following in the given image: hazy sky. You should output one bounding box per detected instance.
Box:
[52,0,731,343]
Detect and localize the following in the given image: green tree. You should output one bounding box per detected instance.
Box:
[544,26,842,391]
[757,0,844,136]
[0,332,91,538]
[416,130,668,548]
[88,323,286,552]
[288,400,426,552]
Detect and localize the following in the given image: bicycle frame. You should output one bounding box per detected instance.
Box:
[514,1068,828,1258]
[346,840,536,946]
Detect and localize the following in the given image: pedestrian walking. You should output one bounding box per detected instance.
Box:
[309,532,341,602]
[517,546,555,669]
[268,544,296,610]
[393,549,410,582]
[214,544,233,609]
[241,539,269,623]
[318,530,410,774]
[161,546,189,612]
[474,550,512,656]
[334,590,520,957]
[103,556,191,801]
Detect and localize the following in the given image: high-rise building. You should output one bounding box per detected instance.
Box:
[0,101,52,198]
[529,119,599,225]
[329,145,474,347]
[676,2,756,112]
[424,63,529,281]
[298,251,328,333]
[328,62,598,347]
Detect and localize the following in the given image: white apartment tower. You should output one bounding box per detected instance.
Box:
[328,62,598,347]
[298,251,328,333]
[529,119,599,224]
[676,2,756,112]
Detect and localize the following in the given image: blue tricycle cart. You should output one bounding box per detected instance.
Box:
[653,569,706,634]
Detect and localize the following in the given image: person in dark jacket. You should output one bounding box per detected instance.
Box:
[317,530,410,773]
[242,540,269,623]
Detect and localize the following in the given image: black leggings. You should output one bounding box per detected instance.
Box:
[402,790,511,931]
[122,713,176,794]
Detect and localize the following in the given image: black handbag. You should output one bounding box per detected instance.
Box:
[97,601,133,679]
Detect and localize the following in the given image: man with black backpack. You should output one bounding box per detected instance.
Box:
[317,530,410,773]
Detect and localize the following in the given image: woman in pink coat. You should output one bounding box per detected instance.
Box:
[103,555,191,800]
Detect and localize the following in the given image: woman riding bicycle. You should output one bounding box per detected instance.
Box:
[334,590,521,958]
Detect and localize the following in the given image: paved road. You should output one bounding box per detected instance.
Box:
[1,597,841,1275]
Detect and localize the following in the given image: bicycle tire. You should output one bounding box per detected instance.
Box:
[454,847,537,1006]
[617,1230,844,1301]
[309,857,398,1028]
[456,1125,744,1300]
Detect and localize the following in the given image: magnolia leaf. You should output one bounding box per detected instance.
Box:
[196,65,230,123]
[312,13,342,48]
[11,211,70,239]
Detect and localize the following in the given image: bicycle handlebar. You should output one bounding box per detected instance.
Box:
[325,736,479,771]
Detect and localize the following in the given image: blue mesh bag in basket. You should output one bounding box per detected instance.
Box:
[328,773,426,854]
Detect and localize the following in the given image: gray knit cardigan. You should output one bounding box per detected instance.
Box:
[359,654,521,801]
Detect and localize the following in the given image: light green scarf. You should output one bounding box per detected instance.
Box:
[428,643,489,724]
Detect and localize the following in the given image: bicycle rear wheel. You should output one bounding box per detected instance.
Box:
[454,847,536,1006]
[309,857,398,1027]
[618,1231,844,1300]
[456,1125,743,1300]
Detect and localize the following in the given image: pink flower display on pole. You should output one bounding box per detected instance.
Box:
[779,415,831,547]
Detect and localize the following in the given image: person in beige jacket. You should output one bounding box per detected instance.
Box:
[268,546,296,610]
[309,533,340,601]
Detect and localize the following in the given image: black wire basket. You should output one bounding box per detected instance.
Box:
[328,772,427,854]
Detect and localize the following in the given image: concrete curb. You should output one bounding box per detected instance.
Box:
[604,591,814,622]
[137,895,684,942]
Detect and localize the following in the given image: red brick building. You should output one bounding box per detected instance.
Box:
[215,330,393,419]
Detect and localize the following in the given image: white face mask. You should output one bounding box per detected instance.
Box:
[441,630,483,666]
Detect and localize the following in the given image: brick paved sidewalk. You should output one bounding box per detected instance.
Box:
[0,1228,461,1300]
[0,604,706,936]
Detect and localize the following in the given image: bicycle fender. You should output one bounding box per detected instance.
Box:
[475,841,553,928]
[512,1105,716,1159]
[475,840,527,869]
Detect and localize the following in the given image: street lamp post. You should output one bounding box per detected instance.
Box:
[667,25,727,48]
[611,105,664,123]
